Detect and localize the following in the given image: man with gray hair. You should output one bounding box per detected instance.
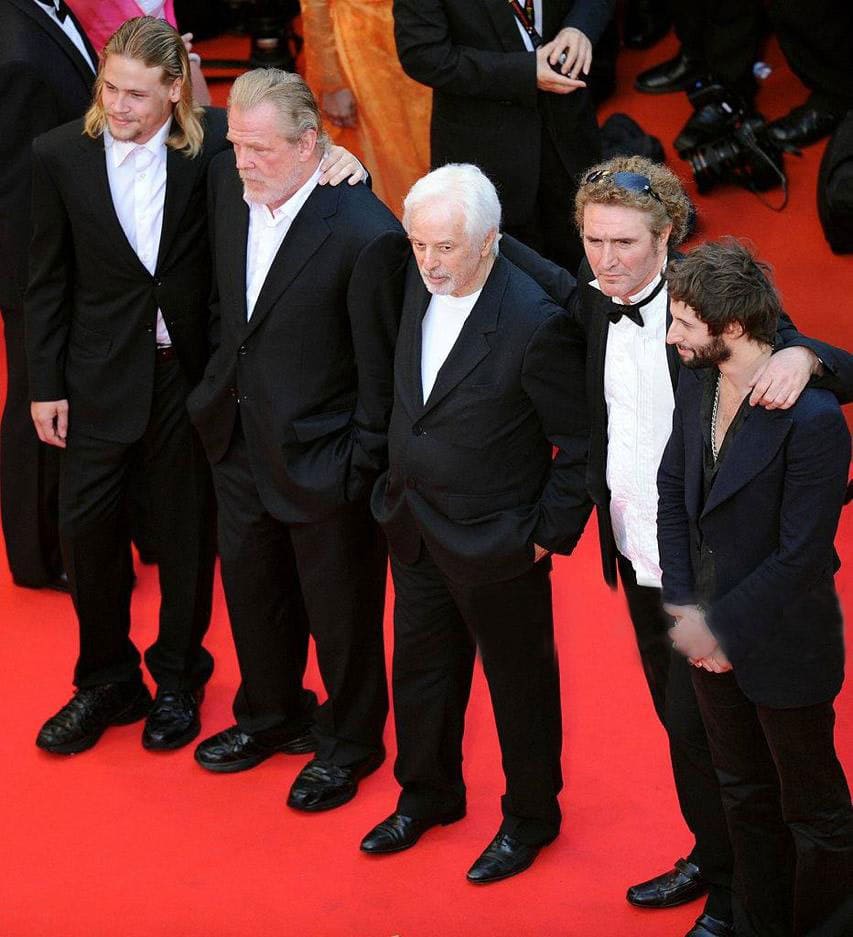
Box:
[187,68,408,811]
[360,163,590,883]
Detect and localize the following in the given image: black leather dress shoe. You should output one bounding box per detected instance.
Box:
[36,682,153,754]
[674,102,742,154]
[194,724,315,773]
[466,832,541,884]
[626,858,707,908]
[287,751,384,812]
[623,0,671,50]
[685,913,736,937]
[360,808,466,853]
[768,102,842,149]
[142,686,204,750]
[635,51,705,95]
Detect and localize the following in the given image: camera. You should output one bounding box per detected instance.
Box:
[680,81,787,197]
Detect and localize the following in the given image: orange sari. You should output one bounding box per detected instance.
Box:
[301,0,431,217]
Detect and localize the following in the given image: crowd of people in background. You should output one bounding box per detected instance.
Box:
[0,4,852,937]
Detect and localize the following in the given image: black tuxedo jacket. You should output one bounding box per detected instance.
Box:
[25,109,230,441]
[0,0,96,309]
[186,152,408,524]
[372,254,591,585]
[393,0,612,226]
[658,369,849,708]
[500,236,853,586]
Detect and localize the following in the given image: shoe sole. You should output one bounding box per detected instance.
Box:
[286,752,384,812]
[36,690,152,755]
[361,809,467,854]
[195,732,316,773]
[633,76,701,95]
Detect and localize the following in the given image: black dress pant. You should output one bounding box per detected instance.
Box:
[59,355,216,690]
[390,543,562,846]
[211,425,388,765]
[0,303,62,586]
[692,669,853,937]
[617,553,733,919]
[503,102,600,277]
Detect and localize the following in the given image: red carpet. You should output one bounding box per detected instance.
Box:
[1,30,851,937]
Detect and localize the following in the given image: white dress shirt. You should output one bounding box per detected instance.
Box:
[104,120,171,346]
[244,165,322,319]
[420,289,482,402]
[596,271,674,588]
[512,0,544,51]
[34,0,96,73]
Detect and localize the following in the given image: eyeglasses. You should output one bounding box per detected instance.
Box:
[583,169,663,204]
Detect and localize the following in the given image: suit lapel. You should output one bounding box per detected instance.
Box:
[478,0,527,51]
[420,256,507,417]
[241,181,335,341]
[156,133,201,271]
[73,132,150,276]
[12,0,96,86]
[398,269,431,415]
[701,405,792,517]
[220,169,250,324]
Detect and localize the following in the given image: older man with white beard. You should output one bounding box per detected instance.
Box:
[360,164,590,883]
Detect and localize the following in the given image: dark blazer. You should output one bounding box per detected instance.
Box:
[393,0,612,227]
[186,151,409,524]
[0,0,96,309]
[500,235,853,586]
[25,109,230,441]
[657,369,849,708]
[372,254,591,585]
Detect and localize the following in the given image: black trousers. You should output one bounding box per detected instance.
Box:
[211,425,388,765]
[0,303,62,586]
[503,108,599,278]
[390,544,562,846]
[617,553,733,919]
[59,356,216,690]
[692,669,853,937]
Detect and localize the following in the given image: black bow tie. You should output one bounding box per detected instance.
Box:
[36,0,69,22]
[605,275,667,328]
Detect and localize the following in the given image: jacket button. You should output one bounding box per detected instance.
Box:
[145,325,153,333]
[412,423,424,436]
[154,278,162,287]
[238,344,247,355]
[406,477,416,489]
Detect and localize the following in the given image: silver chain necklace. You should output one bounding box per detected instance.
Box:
[711,372,722,462]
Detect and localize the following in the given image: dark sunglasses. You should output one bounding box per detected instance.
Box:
[583,169,663,204]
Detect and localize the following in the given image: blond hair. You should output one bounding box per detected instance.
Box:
[228,68,329,150]
[575,155,692,247]
[84,16,204,158]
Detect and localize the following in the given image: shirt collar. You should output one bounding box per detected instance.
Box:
[104,118,172,169]
[244,164,323,229]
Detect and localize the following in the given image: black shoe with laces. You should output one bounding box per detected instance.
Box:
[142,686,205,750]
[36,682,153,754]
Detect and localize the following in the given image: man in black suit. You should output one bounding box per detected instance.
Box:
[359,164,590,883]
[393,0,613,274]
[188,68,407,811]
[659,239,853,937]
[27,17,227,755]
[502,154,851,937]
[0,0,97,590]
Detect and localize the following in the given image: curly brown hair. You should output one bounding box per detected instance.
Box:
[575,156,692,247]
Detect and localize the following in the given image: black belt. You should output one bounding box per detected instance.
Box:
[155,345,177,363]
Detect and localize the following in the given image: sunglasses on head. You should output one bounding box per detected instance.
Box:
[583,169,663,204]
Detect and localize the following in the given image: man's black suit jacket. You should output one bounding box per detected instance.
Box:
[25,109,230,441]
[658,369,849,708]
[186,152,409,524]
[500,236,853,587]
[0,0,96,310]
[393,0,613,227]
[371,253,591,586]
